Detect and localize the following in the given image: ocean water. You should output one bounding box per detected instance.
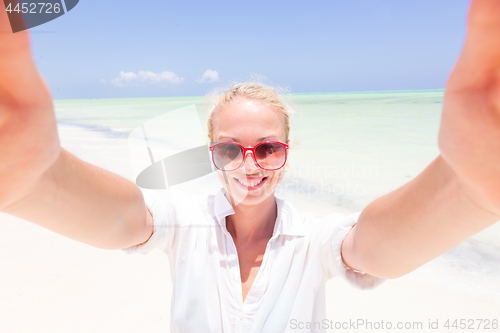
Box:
[53,90,500,303]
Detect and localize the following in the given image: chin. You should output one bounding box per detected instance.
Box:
[232,188,274,207]
[217,171,278,207]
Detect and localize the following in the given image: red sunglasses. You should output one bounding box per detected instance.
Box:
[209,141,289,171]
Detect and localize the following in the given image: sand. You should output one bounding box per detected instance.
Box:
[2,93,500,332]
[1,212,499,332]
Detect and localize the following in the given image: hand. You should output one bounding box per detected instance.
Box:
[0,7,60,209]
[0,8,152,250]
[439,0,500,216]
[342,0,500,279]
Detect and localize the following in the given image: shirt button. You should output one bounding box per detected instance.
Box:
[239,311,244,320]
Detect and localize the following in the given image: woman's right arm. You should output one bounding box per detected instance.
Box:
[0,9,153,250]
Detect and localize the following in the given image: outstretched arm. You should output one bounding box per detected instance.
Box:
[342,0,500,279]
[0,8,153,249]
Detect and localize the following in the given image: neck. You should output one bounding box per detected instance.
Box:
[225,193,277,244]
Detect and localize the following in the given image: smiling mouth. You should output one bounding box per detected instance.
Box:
[234,177,268,188]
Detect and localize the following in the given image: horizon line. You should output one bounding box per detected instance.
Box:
[53,88,445,102]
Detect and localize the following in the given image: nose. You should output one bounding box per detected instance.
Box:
[242,151,259,172]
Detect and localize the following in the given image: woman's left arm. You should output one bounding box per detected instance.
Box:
[342,0,500,279]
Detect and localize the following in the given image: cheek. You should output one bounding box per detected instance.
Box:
[268,169,285,187]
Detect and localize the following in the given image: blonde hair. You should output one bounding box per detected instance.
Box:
[207,82,294,143]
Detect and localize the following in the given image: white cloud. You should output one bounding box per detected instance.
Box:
[111,70,184,87]
[99,78,106,84]
[197,69,219,83]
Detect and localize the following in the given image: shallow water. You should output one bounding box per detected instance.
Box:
[54,90,500,302]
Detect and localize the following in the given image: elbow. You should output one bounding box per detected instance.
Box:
[358,255,422,280]
[366,270,408,280]
[91,187,153,251]
[114,188,153,250]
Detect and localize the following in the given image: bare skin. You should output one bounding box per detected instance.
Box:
[0,0,500,300]
[0,9,153,250]
[213,98,287,301]
[342,0,500,278]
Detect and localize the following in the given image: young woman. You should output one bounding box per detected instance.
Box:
[121,83,385,332]
[1,0,500,332]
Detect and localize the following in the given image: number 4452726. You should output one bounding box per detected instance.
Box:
[5,2,61,14]
[444,319,498,330]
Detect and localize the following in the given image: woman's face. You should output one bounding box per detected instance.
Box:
[212,98,288,207]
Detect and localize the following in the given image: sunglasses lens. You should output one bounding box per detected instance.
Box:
[255,142,287,170]
[212,143,243,171]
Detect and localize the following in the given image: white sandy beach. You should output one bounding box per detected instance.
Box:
[2,210,499,333]
[1,93,500,332]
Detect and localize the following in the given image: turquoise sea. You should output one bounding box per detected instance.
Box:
[53,90,500,303]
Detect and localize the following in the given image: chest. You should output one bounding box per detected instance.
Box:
[234,240,269,302]
[171,224,315,306]
[169,231,327,333]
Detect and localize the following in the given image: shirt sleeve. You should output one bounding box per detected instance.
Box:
[327,212,386,290]
[122,188,184,255]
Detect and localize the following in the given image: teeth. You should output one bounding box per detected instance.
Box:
[236,178,265,187]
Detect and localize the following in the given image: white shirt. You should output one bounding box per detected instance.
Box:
[124,188,384,333]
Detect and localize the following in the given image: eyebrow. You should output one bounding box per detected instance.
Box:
[217,135,279,142]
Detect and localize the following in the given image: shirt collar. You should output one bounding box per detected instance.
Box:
[213,188,235,228]
[213,188,305,238]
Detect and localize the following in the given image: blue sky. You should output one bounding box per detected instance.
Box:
[27,0,470,99]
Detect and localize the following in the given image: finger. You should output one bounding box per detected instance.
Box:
[468,0,500,29]
[0,1,50,109]
[0,0,30,61]
[449,0,500,90]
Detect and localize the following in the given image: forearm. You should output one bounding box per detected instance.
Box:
[1,10,152,250]
[2,148,153,250]
[342,155,500,279]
